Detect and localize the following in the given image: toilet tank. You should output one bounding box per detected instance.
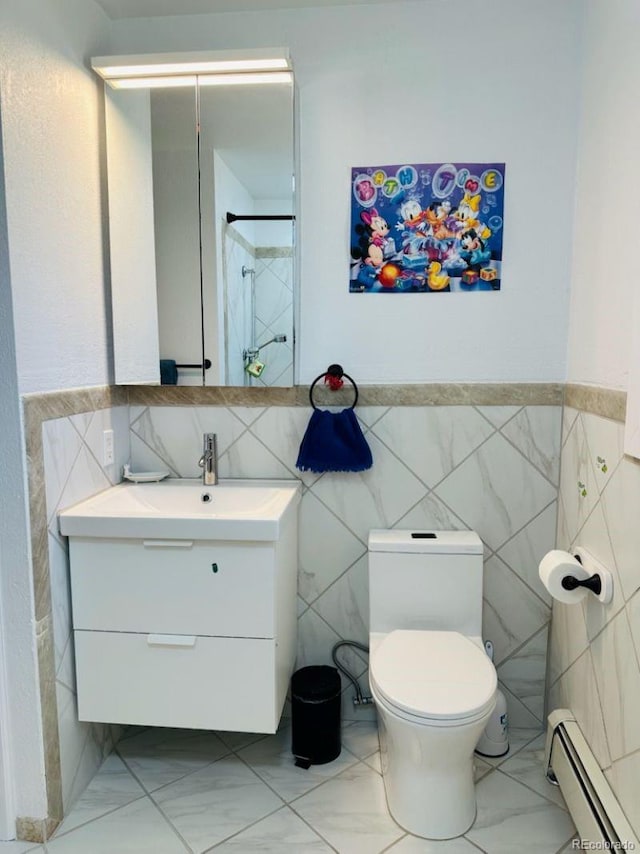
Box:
[368,530,484,636]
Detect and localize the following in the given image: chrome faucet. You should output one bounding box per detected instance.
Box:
[198,433,218,486]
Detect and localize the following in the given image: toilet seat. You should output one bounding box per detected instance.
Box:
[370,630,497,724]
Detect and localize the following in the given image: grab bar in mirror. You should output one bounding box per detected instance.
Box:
[176,359,212,370]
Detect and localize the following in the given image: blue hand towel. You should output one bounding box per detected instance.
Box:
[296,408,373,473]
[160,359,178,385]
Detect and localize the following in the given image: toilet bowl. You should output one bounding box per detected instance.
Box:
[368,530,497,839]
[370,629,496,839]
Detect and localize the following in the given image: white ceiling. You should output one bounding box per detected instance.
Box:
[95,0,402,19]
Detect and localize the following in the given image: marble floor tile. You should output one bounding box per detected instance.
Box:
[343,702,378,724]
[45,796,188,854]
[35,715,583,854]
[238,723,358,802]
[341,721,379,760]
[364,751,382,774]
[118,725,150,741]
[210,805,333,852]
[0,845,44,853]
[385,835,482,853]
[606,750,640,840]
[466,769,575,853]
[475,727,542,767]
[153,755,282,852]
[117,728,231,792]
[292,762,404,854]
[499,734,567,807]
[474,757,493,781]
[214,730,267,752]
[55,754,146,835]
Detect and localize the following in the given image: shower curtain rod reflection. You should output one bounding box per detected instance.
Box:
[226,212,295,224]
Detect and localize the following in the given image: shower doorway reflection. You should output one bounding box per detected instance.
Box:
[223,224,294,386]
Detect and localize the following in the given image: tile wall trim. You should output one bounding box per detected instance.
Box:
[256,246,294,258]
[565,383,627,423]
[21,385,127,838]
[126,382,564,408]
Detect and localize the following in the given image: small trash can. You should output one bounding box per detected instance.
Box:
[291,665,341,768]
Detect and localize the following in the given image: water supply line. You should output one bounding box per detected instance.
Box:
[331,640,374,707]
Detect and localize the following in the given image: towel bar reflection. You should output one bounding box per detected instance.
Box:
[175,360,212,370]
[226,212,295,224]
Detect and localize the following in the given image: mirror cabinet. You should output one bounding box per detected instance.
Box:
[95,52,295,387]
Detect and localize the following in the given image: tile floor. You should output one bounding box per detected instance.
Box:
[3,722,576,854]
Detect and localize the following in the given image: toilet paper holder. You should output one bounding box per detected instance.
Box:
[564,547,614,605]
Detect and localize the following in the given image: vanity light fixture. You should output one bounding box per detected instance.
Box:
[108,72,292,90]
[92,49,292,89]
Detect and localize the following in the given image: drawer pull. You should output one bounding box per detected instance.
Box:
[147,634,197,648]
[211,563,219,573]
[143,540,194,549]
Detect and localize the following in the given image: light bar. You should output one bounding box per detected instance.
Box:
[108,70,292,90]
[92,49,291,88]
[109,75,198,90]
[198,71,292,87]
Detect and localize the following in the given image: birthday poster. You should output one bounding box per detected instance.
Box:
[350,162,505,293]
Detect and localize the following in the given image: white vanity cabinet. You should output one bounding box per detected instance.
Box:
[61,479,299,733]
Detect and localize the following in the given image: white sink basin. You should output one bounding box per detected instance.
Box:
[58,478,301,541]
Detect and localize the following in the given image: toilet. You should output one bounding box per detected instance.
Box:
[368,530,497,840]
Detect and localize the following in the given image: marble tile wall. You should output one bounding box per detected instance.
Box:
[223,232,293,388]
[549,406,640,836]
[223,226,254,386]
[254,250,294,387]
[41,406,131,815]
[130,402,562,725]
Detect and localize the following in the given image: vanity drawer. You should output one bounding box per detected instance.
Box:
[69,537,275,637]
[74,630,282,732]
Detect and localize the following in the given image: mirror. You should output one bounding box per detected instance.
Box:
[103,69,295,387]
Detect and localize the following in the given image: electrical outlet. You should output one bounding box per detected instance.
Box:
[103,429,115,466]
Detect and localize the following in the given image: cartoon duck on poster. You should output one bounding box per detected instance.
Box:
[349,162,505,293]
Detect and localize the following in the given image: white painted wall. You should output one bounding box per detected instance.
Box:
[0,0,112,827]
[0,109,47,826]
[0,0,112,394]
[153,147,202,383]
[254,200,293,248]
[214,152,256,254]
[0,550,16,839]
[106,88,160,384]
[566,0,640,390]
[212,151,256,383]
[111,0,583,383]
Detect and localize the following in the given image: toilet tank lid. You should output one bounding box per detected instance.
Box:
[368,530,483,554]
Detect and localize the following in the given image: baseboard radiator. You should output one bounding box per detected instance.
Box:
[545,710,638,850]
